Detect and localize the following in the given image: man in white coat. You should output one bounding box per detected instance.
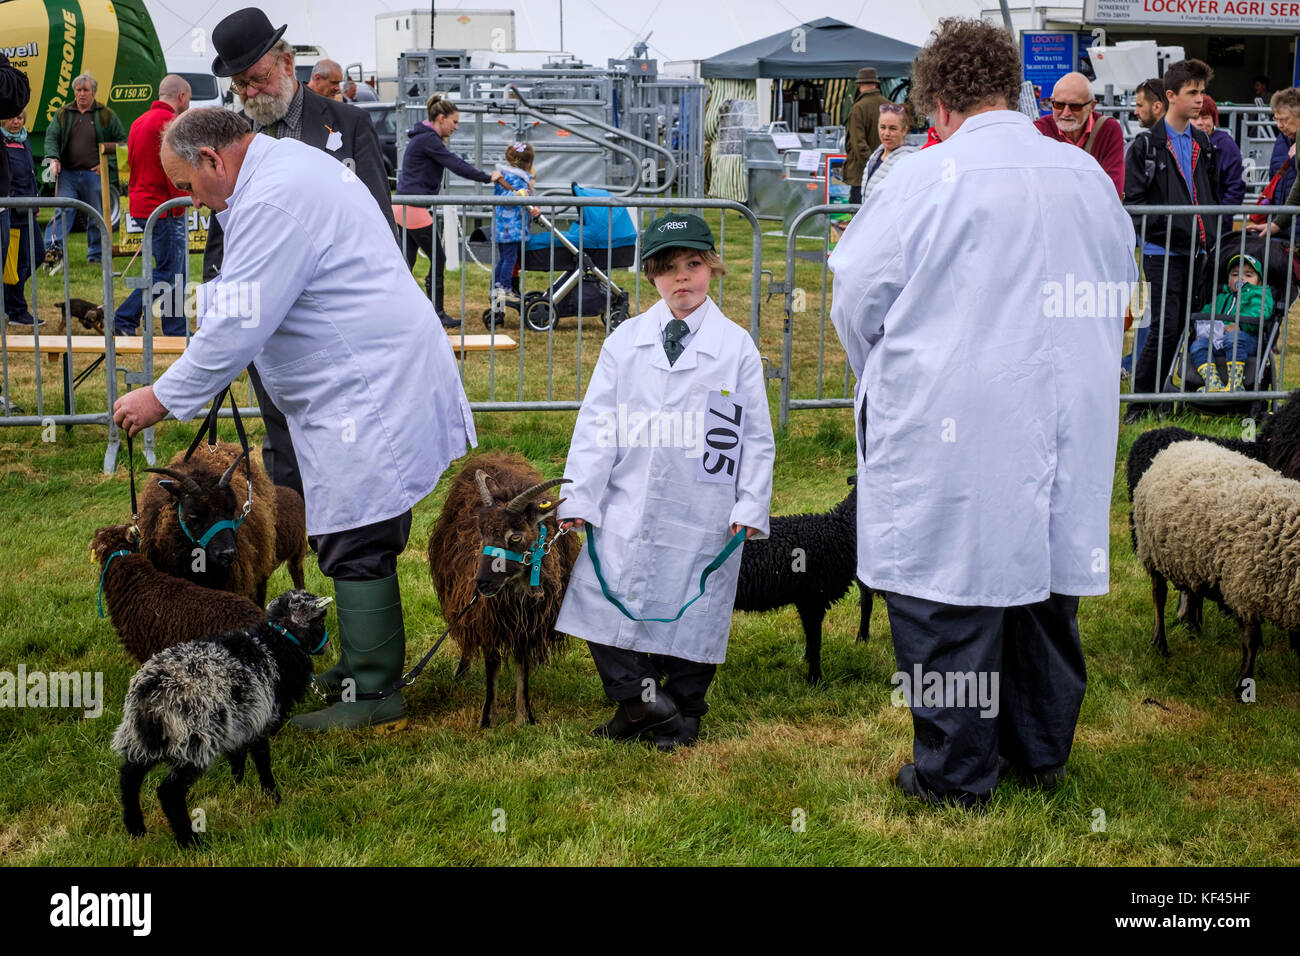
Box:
[113,107,477,732]
[828,19,1136,806]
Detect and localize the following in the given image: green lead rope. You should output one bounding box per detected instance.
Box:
[585,526,747,624]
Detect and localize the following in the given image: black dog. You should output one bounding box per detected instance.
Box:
[65,298,105,334]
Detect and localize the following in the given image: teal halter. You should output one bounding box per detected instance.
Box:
[97,549,133,618]
[482,523,548,587]
[178,502,246,548]
[269,621,329,655]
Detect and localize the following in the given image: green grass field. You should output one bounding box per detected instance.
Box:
[2,216,1298,866]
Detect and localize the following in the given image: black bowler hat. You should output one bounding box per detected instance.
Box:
[211,7,288,78]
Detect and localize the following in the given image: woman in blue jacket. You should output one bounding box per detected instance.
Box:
[1194,96,1244,236]
[1267,88,1300,216]
[396,94,502,328]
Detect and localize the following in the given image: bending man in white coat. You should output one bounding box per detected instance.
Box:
[828,19,1136,807]
[113,107,477,732]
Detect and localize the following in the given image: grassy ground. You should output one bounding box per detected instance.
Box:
[1,218,1299,866]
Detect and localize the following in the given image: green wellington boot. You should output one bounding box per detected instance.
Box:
[292,574,409,732]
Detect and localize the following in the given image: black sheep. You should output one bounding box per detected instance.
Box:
[734,476,871,683]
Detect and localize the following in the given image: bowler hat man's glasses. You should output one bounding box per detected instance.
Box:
[1051,99,1095,113]
[230,65,282,94]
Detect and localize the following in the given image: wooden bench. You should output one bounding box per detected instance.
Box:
[2,332,517,418]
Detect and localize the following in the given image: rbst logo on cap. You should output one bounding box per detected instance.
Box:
[661,221,689,231]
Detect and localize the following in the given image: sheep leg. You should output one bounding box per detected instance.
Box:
[250,738,280,804]
[481,652,501,728]
[856,579,872,645]
[228,748,248,784]
[1291,631,1300,690]
[797,602,827,684]
[289,554,306,590]
[1176,591,1203,636]
[255,579,268,609]
[515,652,535,726]
[1236,619,1263,702]
[120,760,154,837]
[454,653,472,680]
[1150,572,1170,658]
[157,763,204,849]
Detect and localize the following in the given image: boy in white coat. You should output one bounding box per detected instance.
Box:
[557,214,774,751]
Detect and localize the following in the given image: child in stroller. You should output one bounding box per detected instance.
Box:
[1190,252,1274,392]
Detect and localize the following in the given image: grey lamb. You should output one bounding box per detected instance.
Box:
[113,589,332,848]
[1132,441,1300,700]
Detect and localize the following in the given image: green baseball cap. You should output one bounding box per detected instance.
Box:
[640,213,716,261]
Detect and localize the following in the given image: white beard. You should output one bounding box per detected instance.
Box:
[241,75,295,127]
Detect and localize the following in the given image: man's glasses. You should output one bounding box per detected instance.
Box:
[879,103,906,115]
[230,69,276,94]
[1051,99,1095,112]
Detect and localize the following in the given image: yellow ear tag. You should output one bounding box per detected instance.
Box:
[89,549,97,565]
[538,499,552,509]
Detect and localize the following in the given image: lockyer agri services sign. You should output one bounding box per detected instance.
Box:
[1084,0,1300,30]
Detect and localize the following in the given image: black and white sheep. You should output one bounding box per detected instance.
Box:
[427,451,579,727]
[92,523,266,663]
[734,476,872,683]
[113,589,331,848]
[1132,441,1300,700]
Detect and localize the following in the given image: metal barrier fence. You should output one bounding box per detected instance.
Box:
[776,203,1300,427]
[1,193,764,472]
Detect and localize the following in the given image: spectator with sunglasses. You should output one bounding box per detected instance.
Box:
[1033,72,1123,197]
[859,102,918,203]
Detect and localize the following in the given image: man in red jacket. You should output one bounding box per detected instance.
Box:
[114,74,191,335]
[1034,72,1124,198]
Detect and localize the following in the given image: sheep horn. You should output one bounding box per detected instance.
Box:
[506,477,572,514]
[475,470,495,507]
[218,449,249,489]
[143,467,201,493]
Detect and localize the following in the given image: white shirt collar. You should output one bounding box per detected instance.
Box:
[657,298,708,333]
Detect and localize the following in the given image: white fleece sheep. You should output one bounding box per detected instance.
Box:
[1132,440,1300,700]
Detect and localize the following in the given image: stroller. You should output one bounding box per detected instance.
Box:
[1161,236,1294,416]
[482,184,634,333]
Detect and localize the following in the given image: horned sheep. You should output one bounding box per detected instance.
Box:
[427,450,579,727]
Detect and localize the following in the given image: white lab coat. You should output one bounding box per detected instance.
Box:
[155,136,476,535]
[555,297,774,663]
[828,110,1136,606]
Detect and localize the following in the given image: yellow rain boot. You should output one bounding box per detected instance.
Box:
[1196,362,1226,392]
[1225,361,1246,392]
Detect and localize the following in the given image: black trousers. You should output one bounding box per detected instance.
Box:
[312,509,412,582]
[586,641,717,718]
[403,223,445,312]
[247,363,304,498]
[848,184,862,205]
[1132,254,1199,408]
[882,590,1086,803]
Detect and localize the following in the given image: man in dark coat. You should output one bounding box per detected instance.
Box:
[843,67,890,204]
[1122,59,1217,423]
[203,8,396,497]
[1,52,31,334]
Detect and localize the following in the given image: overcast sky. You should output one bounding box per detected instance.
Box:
[145,0,987,73]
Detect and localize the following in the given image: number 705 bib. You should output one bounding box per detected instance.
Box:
[697,389,743,484]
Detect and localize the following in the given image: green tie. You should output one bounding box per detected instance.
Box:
[663,319,689,366]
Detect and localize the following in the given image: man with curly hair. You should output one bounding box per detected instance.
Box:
[829,19,1135,809]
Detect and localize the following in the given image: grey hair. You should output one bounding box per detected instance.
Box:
[73,73,97,92]
[311,58,341,79]
[270,39,293,60]
[162,107,252,166]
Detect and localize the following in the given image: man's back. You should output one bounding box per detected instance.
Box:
[830,110,1136,605]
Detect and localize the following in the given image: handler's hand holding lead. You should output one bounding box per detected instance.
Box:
[112,386,168,438]
[561,518,585,531]
[731,523,759,540]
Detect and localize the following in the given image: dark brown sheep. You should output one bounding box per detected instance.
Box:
[91,524,266,663]
[427,450,579,727]
[136,442,279,606]
[273,485,308,590]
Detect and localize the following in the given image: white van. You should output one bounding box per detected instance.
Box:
[165,55,231,110]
